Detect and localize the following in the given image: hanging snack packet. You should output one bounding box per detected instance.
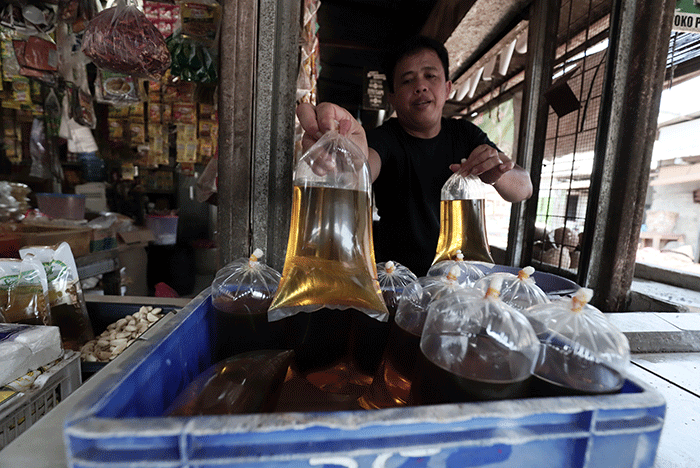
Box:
[20,242,94,351]
[474,266,550,311]
[164,349,295,416]
[211,249,282,361]
[427,249,485,286]
[412,276,539,404]
[81,0,171,79]
[269,130,388,322]
[0,256,51,326]
[525,288,630,395]
[433,169,494,265]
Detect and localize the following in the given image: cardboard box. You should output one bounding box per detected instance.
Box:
[89,225,117,252]
[16,224,92,258]
[117,228,155,245]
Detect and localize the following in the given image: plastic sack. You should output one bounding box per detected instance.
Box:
[525,288,630,395]
[81,0,171,79]
[432,170,494,265]
[164,349,294,416]
[427,249,485,286]
[268,130,388,322]
[0,256,51,326]
[412,276,540,404]
[473,266,550,311]
[0,323,63,387]
[211,249,283,361]
[19,242,94,351]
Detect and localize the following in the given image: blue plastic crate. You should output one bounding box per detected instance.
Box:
[64,291,665,468]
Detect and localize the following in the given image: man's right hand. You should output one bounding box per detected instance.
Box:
[296,102,369,158]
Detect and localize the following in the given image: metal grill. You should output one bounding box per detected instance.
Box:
[532,0,611,275]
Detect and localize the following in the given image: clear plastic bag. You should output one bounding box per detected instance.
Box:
[269,130,388,322]
[81,0,171,79]
[432,171,494,265]
[0,256,51,326]
[525,288,630,395]
[427,249,485,286]
[473,266,550,311]
[413,276,539,404]
[19,242,94,351]
[210,249,282,361]
[164,349,294,416]
[376,260,418,317]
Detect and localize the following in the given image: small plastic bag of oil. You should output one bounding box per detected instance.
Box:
[210,249,283,361]
[411,276,540,404]
[0,256,51,326]
[524,288,630,395]
[19,242,94,351]
[427,249,485,286]
[268,130,388,322]
[474,266,550,311]
[377,260,418,317]
[432,170,494,265]
[164,349,295,416]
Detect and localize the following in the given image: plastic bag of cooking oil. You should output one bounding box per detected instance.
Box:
[268,130,388,322]
[164,349,294,416]
[427,249,485,287]
[20,242,94,351]
[474,266,550,311]
[210,249,283,361]
[412,276,539,404]
[524,288,630,395]
[376,260,418,317]
[432,169,494,265]
[0,256,51,326]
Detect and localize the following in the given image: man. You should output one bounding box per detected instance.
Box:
[297,36,532,276]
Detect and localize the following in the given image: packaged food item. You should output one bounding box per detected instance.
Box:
[81,0,171,79]
[432,170,494,265]
[211,249,282,362]
[411,276,540,404]
[0,256,51,326]
[427,249,485,286]
[358,266,476,409]
[0,323,63,386]
[473,266,550,311]
[525,288,630,395]
[164,349,294,416]
[19,242,94,351]
[269,130,388,380]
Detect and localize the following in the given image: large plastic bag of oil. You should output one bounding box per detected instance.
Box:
[268,130,388,322]
[20,242,94,351]
[0,256,51,326]
[524,288,630,395]
[210,248,282,361]
[164,349,294,416]
[432,169,494,265]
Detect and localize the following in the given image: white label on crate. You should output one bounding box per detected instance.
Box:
[309,457,358,468]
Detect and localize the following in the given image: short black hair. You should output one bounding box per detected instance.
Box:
[384,35,450,93]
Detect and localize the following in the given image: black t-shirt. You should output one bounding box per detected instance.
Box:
[368,117,498,277]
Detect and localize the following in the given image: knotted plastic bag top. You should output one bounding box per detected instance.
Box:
[394,265,476,337]
[524,288,630,394]
[427,250,485,287]
[269,131,388,322]
[433,169,494,265]
[377,260,418,316]
[420,276,540,386]
[474,266,550,311]
[211,249,281,314]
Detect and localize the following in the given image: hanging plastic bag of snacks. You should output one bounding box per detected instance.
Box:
[427,249,485,287]
[19,242,94,351]
[432,168,494,265]
[473,266,550,311]
[81,0,171,79]
[0,256,51,326]
[525,288,630,395]
[412,276,540,404]
[210,249,282,362]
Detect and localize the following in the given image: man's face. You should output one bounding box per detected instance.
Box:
[388,48,452,138]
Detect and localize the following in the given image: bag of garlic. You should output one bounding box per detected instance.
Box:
[432,170,494,265]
